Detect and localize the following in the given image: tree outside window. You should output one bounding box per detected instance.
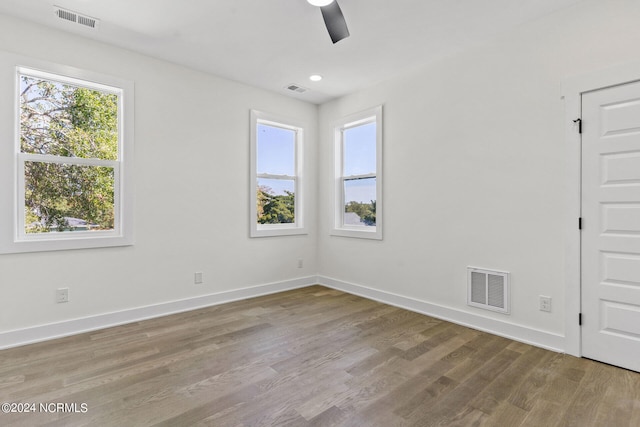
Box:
[19,70,120,235]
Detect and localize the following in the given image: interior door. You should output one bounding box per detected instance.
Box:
[581,80,640,372]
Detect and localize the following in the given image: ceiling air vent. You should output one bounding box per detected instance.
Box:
[467,266,510,314]
[285,84,308,94]
[54,6,99,29]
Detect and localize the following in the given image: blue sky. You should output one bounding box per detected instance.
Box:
[257,124,295,195]
[343,122,376,204]
[257,121,377,203]
[257,124,295,176]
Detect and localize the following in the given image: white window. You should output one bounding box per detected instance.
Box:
[250,110,305,237]
[332,106,382,239]
[0,55,134,253]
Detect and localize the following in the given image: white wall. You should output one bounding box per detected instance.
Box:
[317,0,640,346]
[0,14,318,337]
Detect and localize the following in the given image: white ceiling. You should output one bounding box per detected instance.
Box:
[0,0,585,104]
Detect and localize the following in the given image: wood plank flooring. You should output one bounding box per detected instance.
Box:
[1,285,639,426]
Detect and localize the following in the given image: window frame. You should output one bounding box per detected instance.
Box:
[332,105,383,240]
[0,54,134,254]
[250,110,306,237]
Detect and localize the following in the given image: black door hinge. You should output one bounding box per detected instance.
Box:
[579,313,582,326]
[573,118,582,134]
[578,217,582,230]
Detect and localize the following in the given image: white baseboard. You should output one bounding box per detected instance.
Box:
[0,276,317,350]
[1,275,566,354]
[318,275,565,353]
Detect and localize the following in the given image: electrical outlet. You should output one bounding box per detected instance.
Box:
[56,288,69,303]
[539,296,552,312]
[297,259,303,269]
[194,272,203,284]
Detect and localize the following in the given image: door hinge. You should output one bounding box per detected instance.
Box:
[579,313,582,325]
[578,217,582,230]
[573,118,582,134]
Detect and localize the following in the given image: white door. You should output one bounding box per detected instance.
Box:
[581,80,640,372]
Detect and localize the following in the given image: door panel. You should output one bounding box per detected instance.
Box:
[582,80,640,372]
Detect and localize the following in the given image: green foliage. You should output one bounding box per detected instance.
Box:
[257,186,295,224]
[68,88,118,160]
[20,76,118,233]
[345,200,376,226]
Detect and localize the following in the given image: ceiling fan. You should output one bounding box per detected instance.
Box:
[307,0,350,44]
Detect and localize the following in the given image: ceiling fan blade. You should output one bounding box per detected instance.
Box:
[320,1,350,44]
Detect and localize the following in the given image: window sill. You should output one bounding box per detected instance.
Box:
[251,226,308,238]
[330,227,382,240]
[0,233,134,254]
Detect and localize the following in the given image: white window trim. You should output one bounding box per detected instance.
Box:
[331,105,383,240]
[0,53,134,254]
[250,110,306,237]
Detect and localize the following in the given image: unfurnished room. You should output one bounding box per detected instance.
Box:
[0,0,640,426]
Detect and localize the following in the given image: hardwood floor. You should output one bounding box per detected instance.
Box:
[1,285,639,426]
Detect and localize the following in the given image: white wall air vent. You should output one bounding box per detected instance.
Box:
[54,6,99,29]
[285,84,308,94]
[467,266,510,314]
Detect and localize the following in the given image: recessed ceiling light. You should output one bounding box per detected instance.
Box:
[309,74,323,82]
[307,0,334,6]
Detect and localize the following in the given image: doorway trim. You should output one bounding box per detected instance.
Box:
[562,60,640,357]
